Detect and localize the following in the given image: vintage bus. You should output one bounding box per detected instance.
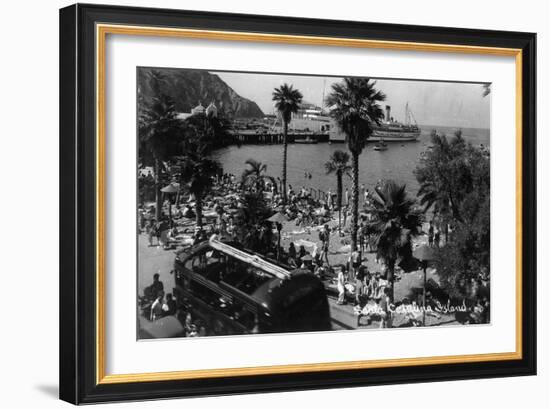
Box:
[172,236,331,336]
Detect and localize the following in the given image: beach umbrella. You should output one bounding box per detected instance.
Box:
[161,183,180,227]
[267,212,287,261]
[267,212,288,224]
[161,183,180,194]
[413,244,436,326]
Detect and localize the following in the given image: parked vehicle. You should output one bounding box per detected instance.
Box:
[172,236,331,336]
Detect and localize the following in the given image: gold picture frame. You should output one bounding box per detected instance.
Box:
[60,4,536,404]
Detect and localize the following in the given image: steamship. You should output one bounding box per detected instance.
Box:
[329,103,420,143]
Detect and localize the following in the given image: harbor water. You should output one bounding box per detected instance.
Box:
[214,125,490,196]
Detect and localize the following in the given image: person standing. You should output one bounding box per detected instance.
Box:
[428,221,434,247]
[363,223,371,252]
[363,270,373,300]
[350,248,362,275]
[155,219,163,248]
[354,263,366,305]
[288,242,297,263]
[337,265,347,305]
[372,273,382,301]
[319,224,331,266]
[434,224,441,248]
[379,287,392,328]
[146,218,156,247]
[298,245,307,260]
[226,216,235,239]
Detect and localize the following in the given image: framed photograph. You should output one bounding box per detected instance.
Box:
[59,3,536,404]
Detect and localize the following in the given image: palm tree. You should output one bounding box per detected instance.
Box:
[234,192,274,253]
[241,159,277,194]
[415,130,468,234]
[324,150,352,233]
[326,78,386,251]
[272,84,303,203]
[138,70,182,221]
[368,181,423,303]
[177,146,219,229]
[178,112,226,227]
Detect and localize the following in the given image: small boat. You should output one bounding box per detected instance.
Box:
[373,139,388,151]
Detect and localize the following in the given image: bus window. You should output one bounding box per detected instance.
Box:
[185,248,226,282]
[190,278,221,308]
[222,260,271,295]
[204,250,226,282]
[238,267,271,294]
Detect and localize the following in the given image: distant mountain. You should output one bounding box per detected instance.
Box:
[138,68,264,118]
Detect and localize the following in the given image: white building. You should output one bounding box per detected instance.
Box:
[176,101,218,120]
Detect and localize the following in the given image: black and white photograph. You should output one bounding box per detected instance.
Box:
[136,67,491,339]
[0,0,542,406]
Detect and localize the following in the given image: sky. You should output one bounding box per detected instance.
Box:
[216,71,490,129]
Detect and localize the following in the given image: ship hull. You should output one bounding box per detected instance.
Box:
[294,140,318,144]
[369,135,419,142]
[328,117,421,143]
[329,133,420,143]
[370,129,420,142]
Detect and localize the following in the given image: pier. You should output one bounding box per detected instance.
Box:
[228,130,329,145]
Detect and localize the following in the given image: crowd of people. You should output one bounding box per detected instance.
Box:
[139,167,490,333]
[140,273,209,337]
[141,273,176,321]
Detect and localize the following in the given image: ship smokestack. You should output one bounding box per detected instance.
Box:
[385,105,391,122]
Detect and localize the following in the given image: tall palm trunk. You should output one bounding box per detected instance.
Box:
[282,121,288,204]
[336,172,343,232]
[154,157,162,221]
[386,258,395,328]
[350,151,360,251]
[387,258,395,304]
[195,192,203,228]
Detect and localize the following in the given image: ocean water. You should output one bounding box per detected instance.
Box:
[214,125,490,197]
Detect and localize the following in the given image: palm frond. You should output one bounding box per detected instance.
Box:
[272,83,303,124]
[325,78,386,155]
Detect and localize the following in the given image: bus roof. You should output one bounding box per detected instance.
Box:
[176,237,323,314]
[208,235,292,280]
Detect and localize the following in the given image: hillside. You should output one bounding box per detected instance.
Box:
[138,68,264,118]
